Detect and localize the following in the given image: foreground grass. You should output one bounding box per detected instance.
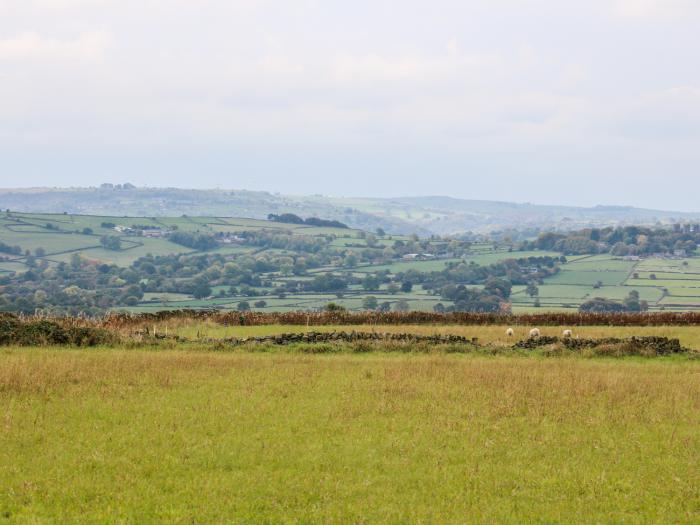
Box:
[1,349,699,523]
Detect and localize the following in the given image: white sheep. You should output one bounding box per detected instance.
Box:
[529,328,541,339]
[506,328,514,337]
[562,329,573,338]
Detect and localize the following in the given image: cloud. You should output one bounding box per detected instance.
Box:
[611,86,700,139]
[0,0,698,210]
[0,31,111,61]
[611,0,700,18]
[30,0,112,8]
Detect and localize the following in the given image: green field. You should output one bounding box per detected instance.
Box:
[511,256,700,312]
[1,347,698,523]
[4,211,700,312]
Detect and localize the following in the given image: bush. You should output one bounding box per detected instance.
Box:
[237,301,251,312]
[0,317,115,346]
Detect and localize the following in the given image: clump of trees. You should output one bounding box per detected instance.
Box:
[100,235,122,251]
[438,277,512,313]
[525,224,699,256]
[169,231,218,251]
[579,291,648,313]
[0,242,22,255]
[267,213,348,229]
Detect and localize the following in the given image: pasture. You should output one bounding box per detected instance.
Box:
[3,211,700,313]
[0,347,698,523]
[132,319,700,350]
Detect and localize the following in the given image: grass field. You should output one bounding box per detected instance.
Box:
[144,321,700,349]
[4,211,700,313]
[1,348,698,522]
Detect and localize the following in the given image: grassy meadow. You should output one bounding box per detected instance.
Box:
[1,348,699,523]
[144,320,700,350]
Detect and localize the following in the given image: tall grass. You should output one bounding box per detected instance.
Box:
[0,349,698,522]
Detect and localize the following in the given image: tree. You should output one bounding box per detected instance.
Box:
[378,301,392,312]
[35,247,46,257]
[623,290,648,312]
[362,275,381,291]
[362,296,378,310]
[100,235,122,251]
[394,299,410,312]
[484,277,512,299]
[267,213,304,224]
[70,253,83,270]
[124,296,139,306]
[254,300,267,308]
[433,303,445,313]
[310,274,347,293]
[400,281,413,293]
[324,302,346,312]
[237,301,251,311]
[375,228,386,237]
[344,253,358,268]
[526,281,539,298]
[192,283,212,299]
[386,283,400,294]
[124,284,144,300]
[579,297,625,313]
[169,232,217,251]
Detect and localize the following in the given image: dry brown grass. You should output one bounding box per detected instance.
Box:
[0,349,239,395]
[148,320,700,349]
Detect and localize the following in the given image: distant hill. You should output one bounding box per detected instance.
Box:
[1,186,698,236]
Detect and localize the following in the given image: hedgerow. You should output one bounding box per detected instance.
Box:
[96,310,700,328]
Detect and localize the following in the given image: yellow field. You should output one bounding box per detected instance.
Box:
[148,321,700,349]
[1,348,699,522]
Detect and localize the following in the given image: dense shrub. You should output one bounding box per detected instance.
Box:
[100,310,700,328]
[0,315,115,346]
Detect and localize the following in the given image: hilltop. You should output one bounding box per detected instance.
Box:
[2,186,699,236]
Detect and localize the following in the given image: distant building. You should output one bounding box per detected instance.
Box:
[142,230,166,238]
[402,253,435,261]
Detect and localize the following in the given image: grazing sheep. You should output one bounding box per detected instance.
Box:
[506,328,514,337]
[562,329,573,338]
[529,328,541,339]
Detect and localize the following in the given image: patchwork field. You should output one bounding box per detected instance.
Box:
[3,211,700,313]
[511,255,700,312]
[1,347,698,523]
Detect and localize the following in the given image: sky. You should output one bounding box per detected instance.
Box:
[1,0,699,211]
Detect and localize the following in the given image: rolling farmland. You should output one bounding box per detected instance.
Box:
[2,211,700,313]
[511,254,700,312]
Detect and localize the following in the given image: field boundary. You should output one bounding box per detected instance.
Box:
[30,310,700,327]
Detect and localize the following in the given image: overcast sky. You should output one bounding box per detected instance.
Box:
[1,0,699,210]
